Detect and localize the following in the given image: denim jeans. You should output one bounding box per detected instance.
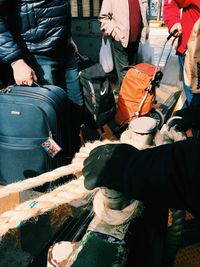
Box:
[111,40,139,94]
[26,47,83,153]
[179,54,200,138]
[178,54,200,108]
[29,49,83,107]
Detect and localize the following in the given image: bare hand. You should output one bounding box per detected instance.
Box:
[170,22,182,37]
[11,59,37,86]
[112,31,120,42]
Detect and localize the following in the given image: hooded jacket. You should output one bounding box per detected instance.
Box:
[0,0,72,64]
[99,0,149,48]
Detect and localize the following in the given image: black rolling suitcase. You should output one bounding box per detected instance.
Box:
[0,84,74,185]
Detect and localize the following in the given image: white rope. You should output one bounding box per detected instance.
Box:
[0,140,119,199]
[0,176,97,238]
[93,190,141,225]
[0,140,121,237]
[0,164,80,199]
[154,124,187,145]
[0,123,186,238]
[120,130,153,149]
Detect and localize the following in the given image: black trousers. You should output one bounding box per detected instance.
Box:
[111,39,139,94]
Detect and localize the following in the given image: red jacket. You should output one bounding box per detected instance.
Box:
[163,0,200,54]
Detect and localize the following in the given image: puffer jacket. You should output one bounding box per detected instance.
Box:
[99,0,149,48]
[0,0,72,64]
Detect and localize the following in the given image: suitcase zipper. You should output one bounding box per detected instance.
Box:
[0,140,52,170]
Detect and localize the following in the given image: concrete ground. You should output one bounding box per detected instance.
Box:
[149,26,185,110]
[149,27,181,86]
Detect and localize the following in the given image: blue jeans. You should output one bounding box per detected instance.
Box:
[27,48,83,153]
[178,54,200,108]
[29,50,83,107]
[179,54,200,138]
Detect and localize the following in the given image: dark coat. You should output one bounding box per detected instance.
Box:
[122,138,200,218]
[0,0,72,64]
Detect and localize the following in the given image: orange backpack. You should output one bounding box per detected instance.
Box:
[115,63,161,125]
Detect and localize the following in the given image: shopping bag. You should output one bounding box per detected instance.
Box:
[99,38,114,73]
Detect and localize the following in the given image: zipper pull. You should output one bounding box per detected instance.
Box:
[49,131,53,139]
[0,86,12,93]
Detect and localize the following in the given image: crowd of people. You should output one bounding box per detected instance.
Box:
[0,0,200,214]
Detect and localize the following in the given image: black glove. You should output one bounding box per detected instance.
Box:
[83,144,138,191]
[168,107,200,132]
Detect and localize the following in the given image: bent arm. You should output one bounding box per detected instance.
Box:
[0,0,22,64]
[99,0,115,36]
[163,0,181,30]
[123,138,200,217]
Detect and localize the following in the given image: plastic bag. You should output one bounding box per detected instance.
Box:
[99,38,114,73]
[137,40,154,65]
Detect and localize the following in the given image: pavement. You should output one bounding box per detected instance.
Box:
[149,27,174,66]
[149,26,182,89]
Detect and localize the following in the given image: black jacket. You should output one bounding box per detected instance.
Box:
[122,138,200,218]
[0,0,72,64]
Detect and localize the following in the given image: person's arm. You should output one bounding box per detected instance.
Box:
[0,1,37,85]
[175,0,193,8]
[99,0,115,37]
[139,0,150,43]
[163,0,182,36]
[0,0,23,64]
[83,139,200,218]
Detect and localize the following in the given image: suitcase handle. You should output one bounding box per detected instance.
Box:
[32,81,42,87]
[75,52,90,62]
[2,82,55,94]
[11,81,52,91]
[32,82,52,91]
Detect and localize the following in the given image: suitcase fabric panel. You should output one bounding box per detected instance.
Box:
[0,85,73,185]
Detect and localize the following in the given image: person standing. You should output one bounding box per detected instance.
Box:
[99,0,149,98]
[163,0,200,107]
[0,0,83,153]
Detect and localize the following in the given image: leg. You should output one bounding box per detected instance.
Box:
[60,56,83,153]
[127,41,139,66]
[179,55,200,137]
[62,57,83,107]
[112,40,139,94]
[29,54,82,153]
[178,55,193,107]
[32,54,83,107]
[111,40,129,94]
[27,54,60,86]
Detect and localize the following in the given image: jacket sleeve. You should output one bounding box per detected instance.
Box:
[99,0,115,35]
[163,0,181,30]
[123,138,200,218]
[0,0,23,64]
[139,0,150,43]
[176,0,193,8]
